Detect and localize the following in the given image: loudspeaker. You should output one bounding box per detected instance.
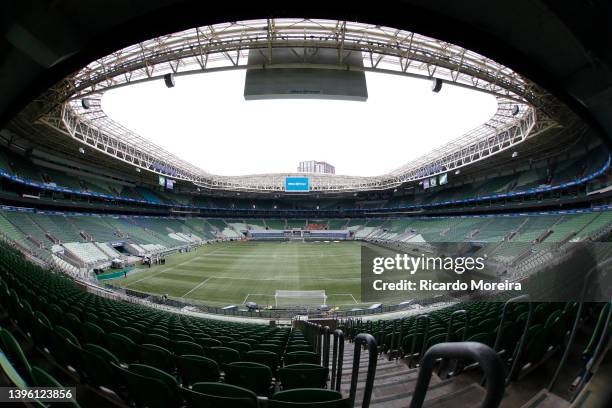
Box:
[164,73,175,88]
[81,98,91,109]
[431,78,443,93]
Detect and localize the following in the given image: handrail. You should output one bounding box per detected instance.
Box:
[331,329,345,391]
[548,265,598,391]
[409,342,505,408]
[322,326,331,369]
[408,314,430,367]
[572,300,612,401]
[498,295,532,384]
[439,309,469,375]
[348,333,378,408]
[395,317,406,360]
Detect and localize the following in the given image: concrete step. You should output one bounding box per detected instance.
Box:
[342,360,410,376]
[518,389,570,408]
[367,378,469,407]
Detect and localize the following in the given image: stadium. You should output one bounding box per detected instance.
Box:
[0,2,610,408]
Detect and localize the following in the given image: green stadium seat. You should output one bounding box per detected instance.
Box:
[139,343,175,373]
[244,350,280,375]
[105,332,137,364]
[30,366,81,408]
[173,340,204,356]
[119,363,181,408]
[253,343,282,355]
[269,389,349,408]
[62,313,82,336]
[227,340,251,357]
[286,344,312,353]
[224,361,273,396]
[284,351,319,365]
[81,321,105,345]
[207,346,241,368]
[80,344,122,392]
[0,328,33,384]
[31,311,54,352]
[278,364,329,389]
[51,326,82,373]
[186,382,259,408]
[120,327,143,343]
[176,354,220,386]
[144,333,171,348]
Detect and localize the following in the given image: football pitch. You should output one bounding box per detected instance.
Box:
[115,241,365,308]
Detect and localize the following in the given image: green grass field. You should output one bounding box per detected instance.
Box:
[115,241,364,307]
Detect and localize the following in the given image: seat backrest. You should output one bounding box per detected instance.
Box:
[279,364,328,390]
[123,365,179,408]
[0,328,32,383]
[207,346,240,368]
[80,345,118,389]
[224,361,272,396]
[181,385,258,408]
[105,332,136,363]
[192,381,258,400]
[173,340,204,356]
[270,388,349,408]
[284,351,319,365]
[139,343,175,372]
[176,354,220,386]
[244,350,280,373]
[30,366,82,407]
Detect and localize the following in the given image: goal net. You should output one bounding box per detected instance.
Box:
[274,290,327,307]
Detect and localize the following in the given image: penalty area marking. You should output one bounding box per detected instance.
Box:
[329,293,359,304]
[243,293,275,304]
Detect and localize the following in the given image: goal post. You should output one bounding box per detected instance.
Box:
[274,290,327,307]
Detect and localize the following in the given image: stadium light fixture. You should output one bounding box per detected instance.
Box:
[163,73,175,88]
[512,151,519,158]
[455,170,461,175]
[512,105,520,116]
[78,147,85,154]
[135,167,141,173]
[431,77,443,93]
[81,98,91,109]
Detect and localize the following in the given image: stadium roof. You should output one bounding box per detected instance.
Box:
[16,17,579,192]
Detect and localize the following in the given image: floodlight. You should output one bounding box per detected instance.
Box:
[163,73,175,88]
[431,77,443,92]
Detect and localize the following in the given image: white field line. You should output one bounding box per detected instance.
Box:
[125,246,223,287]
[329,293,359,304]
[181,276,213,298]
[206,276,360,281]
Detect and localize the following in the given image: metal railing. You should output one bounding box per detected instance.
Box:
[409,342,505,408]
[349,333,378,408]
[331,329,345,392]
[490,294,532,384]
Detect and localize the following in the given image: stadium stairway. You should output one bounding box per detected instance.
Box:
[339,341,488,408]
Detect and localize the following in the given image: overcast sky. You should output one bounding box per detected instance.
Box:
[103,70,497,177]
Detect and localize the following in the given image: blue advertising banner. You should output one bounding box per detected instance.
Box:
[285,177,309,192]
